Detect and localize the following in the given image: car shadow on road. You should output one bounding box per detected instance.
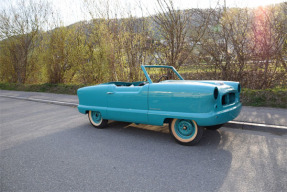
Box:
[1,119,232,191]
[91,120,233,191]
[96,121,234,190]
[107,120,224,147]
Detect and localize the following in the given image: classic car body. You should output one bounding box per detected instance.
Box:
[77,65,242,145]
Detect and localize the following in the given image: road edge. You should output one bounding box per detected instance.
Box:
[0,95,77,107]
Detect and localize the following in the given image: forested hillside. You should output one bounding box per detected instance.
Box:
[0,0,286,90]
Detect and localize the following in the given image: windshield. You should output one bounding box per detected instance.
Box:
[141,65,184,83]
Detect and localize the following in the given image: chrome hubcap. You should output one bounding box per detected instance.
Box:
[175,120,196,139]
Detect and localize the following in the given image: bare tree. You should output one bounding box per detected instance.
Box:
[0,0,51,84]
[249,4,287,88]
[82,0,152,82]
[152,0,189,69]
[197,3,286,89]
[198,7,252,81]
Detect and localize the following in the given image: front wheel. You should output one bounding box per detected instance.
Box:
[88,111,108,128]
[169,119,203,146]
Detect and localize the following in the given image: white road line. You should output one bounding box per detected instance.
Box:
[228,121,287,129]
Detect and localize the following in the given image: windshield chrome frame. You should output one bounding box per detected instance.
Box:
[141,65,184,84]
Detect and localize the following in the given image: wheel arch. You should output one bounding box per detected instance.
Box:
[163,118,172,124]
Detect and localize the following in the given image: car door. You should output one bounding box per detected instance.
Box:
[106,84,149,124]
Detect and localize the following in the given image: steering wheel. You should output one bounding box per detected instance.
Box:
[157,75,168,82]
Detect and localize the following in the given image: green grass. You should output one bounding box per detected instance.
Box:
[0,83,84,95]
[241,88,287,108]
[1,83,286,108]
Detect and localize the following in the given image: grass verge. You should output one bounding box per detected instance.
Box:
[1,83,286,108]
[0,83,84,95]
[241,88,287,108]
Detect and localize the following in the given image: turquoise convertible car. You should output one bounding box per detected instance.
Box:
[77,65,241,145]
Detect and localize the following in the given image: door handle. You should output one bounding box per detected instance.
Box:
[107,92,114,94]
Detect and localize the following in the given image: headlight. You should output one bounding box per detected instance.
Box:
[214,87,219,99]
[238,83,241,93]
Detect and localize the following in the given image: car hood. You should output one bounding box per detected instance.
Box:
[160,80,229,86]
[159,80,237,92]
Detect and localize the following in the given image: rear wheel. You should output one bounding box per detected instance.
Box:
[169,119,203,146]
[205,124,223,130]
[88,111,108,128]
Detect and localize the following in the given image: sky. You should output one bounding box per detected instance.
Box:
[0,0,286,26]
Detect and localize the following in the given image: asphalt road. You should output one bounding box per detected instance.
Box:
[1,97,287,192]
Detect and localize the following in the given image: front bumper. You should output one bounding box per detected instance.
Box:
[195,102,242,126]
